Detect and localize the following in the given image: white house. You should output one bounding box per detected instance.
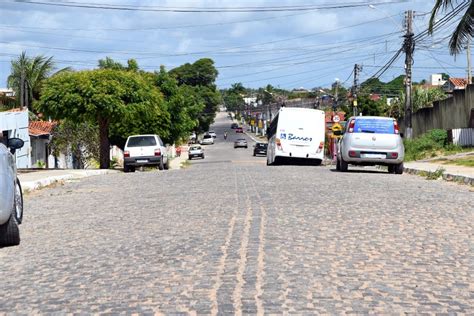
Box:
[430,74,447,86]
[0,109,31,168]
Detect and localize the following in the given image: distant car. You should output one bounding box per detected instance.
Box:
[234,138,248,148]
[123,134,169,172]
[208,131,217,138]
[336,116,405,174]
[0,137,24,247]
[201,134,214,145]
[188,145,204,160]
[231,123,239,129]
[235,127,244,133]
[253,143,268,156]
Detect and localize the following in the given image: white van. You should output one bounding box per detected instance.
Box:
[267,107,326,165]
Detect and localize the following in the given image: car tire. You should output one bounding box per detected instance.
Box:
[336,158,341,171]
[388,165,395,173]
[124,164,131,173]
[164,159,170,170]
[202,155,205,159]
[253,152,256,156]
[339,157,348,172]
[158,158,164,170]
[0,214,20,247]
[14,179,23,224]
[245,146,248,148]
[394,163,404,174]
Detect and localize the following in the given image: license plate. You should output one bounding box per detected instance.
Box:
[362,153,384,159]
[136,159,148,163]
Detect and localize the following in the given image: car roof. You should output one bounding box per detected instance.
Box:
[349,116,394,120]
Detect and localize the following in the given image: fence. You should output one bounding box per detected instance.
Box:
[448,128,474,146]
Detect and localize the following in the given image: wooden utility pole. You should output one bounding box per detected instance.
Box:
[403,10,414,138]
[352,64,362,116]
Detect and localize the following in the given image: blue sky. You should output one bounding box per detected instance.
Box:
[0,0,470,91]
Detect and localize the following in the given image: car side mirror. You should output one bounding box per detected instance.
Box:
[399,132,404,138]
[7,137,24,155]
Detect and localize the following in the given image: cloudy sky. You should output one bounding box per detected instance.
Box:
[0,0,470,91]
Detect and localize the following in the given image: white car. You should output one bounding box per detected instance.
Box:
[188,145,204,160]
[0,137,24,247]
[208,131,217,138]
[123,134,169,172]
[336,116,405,174]
[200,134,214,145]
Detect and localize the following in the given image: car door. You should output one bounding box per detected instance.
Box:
[0,144,14,224]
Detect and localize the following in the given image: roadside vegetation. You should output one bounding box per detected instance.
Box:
[404,129,473,161]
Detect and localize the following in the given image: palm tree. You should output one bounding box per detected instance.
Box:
[429,1,474,55]
[7,52,68,110]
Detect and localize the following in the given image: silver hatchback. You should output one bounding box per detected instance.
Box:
[335,116,404,174]
[0,137,24,247]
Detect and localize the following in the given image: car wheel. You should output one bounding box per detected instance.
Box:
[188,156,192,160]
[0,214,20,247]
[336,158,341,171]
[158,158,164,170]
[202,154,205,159]
[388,165,395,173]
[124,164,131,173]
[164,159,170,170]
[253,152,256,156]
[394,162,404,174]
[245,146,248,148]
[14,179,23,224]
[339,157,348,172]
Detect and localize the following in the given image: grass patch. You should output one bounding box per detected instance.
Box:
[440,156,474,167]
[404,129,473,161]
[426,167,445,180]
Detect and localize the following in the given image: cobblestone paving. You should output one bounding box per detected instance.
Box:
[0,162,472,314]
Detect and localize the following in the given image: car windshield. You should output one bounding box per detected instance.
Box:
[190,146,201,150]
[127,136,157,147]
[203,135,212,139]
[353,118,395,134]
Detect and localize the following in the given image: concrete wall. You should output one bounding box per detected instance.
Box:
[408,84,474,137]
[0,111,31,168]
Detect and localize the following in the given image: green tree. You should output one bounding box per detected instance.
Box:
[357,95,387,116]
[429,1,473,55]
[7,51,69,110]
[98,57,140,72]
[36,69,169,169]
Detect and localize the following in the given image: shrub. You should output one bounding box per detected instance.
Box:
[404,129,448,161]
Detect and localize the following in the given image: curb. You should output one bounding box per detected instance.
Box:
[20,170,119,193]
[404,167,474,186]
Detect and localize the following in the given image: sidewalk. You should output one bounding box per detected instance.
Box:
[18,169,119,193]
[404,161,474,185]
[169,145,189,170]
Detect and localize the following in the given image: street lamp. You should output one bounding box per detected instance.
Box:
[368,4,403,32]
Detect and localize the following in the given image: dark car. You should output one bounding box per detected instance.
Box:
[231,123,239,129]
[253,143,268,156]
[235,127,243,133]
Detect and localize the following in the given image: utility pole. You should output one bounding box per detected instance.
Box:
[352,64,362,116]
[403,10,414,139]
[467,36,472,84]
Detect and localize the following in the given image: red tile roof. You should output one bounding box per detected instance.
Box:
[449,77,467,88]
[29,121,57,136]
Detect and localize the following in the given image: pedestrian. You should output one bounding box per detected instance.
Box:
[176,146,181,157]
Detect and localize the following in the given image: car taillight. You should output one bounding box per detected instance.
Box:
[348,119,355,133]
[389,152,398,158]
[154,149,161,156]
[349,150,357,157]
[124,151,130,158]
[393,120,399,134]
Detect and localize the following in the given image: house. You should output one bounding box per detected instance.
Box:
[443,78,468,92]
[429,74,447,86]
[29,120,57,168]
[0,109,31,168]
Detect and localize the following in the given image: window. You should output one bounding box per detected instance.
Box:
[353,118,395,134]
[127,136,157,147]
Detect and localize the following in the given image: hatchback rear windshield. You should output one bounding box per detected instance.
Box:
[127,136,157,147]
[256,143,267,148]
[203,135,212,139]
[353,118,395,134]
[190,146,201,150]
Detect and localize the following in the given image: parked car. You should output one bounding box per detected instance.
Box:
[188,145,204,160]
[235,127,244,133]
[0,137,24,247]
[123,134,169,172]
[231,123,239,129]
[335,116,405,174]
[234,138,248,148]
[208,131,217,138]
[253,142,268,156]
[201,134,214,145]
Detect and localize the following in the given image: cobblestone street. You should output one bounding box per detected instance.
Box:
[0,117,472,314]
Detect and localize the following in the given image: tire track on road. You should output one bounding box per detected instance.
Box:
[210,167,240,315]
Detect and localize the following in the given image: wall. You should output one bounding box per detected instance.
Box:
[408,84,474,138]
[0,110,31,168]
